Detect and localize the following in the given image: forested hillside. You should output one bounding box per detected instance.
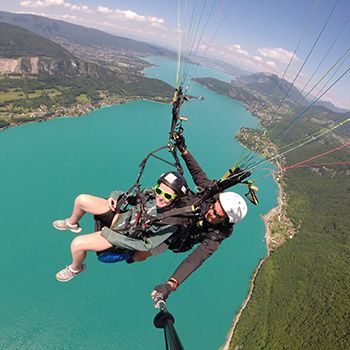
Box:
[230,134,350,349]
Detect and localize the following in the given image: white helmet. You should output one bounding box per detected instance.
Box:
[219,192,248,224]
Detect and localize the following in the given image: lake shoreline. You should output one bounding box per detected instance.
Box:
[0,95,170,133]
[221,168,284,349]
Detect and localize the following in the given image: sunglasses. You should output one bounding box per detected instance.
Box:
[210,204,226,219]
[154,185,177,200]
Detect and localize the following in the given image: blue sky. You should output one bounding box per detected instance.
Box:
[1,0,350,108]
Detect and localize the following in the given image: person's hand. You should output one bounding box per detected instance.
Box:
[233,166,242,175]
[107,197,117,212]
[174,133,187,153]
[151,282,174,304]
[233,167,252,182]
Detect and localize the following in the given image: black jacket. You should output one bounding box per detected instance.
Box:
[168,151,234,284]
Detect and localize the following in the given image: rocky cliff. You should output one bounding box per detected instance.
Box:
[0,56,113,78]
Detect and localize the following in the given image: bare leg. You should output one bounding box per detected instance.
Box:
[68,194,111,225]
[70,231,113,270]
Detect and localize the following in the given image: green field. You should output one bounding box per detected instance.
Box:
[0,89,25,102]
[0,88,62,103]
[75,93,90,103]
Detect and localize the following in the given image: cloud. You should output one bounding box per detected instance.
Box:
[20,0,92,12]
[96,6,112,14]
[206,43,281,75]
[203,44,299,78]
[257,47,299,64]
[94,6,167,29]
[114,9,165,28]
[20,0,65,8]
[226,44,249,56]
[265,60,277,68]
[20,1,167,38]
[59,13,78,20]
[68,4,91,12]
[210,43,305,78]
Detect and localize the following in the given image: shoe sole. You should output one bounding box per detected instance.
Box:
[53,223,82,233]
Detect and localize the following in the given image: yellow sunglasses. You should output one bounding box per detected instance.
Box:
[153,185,177,200]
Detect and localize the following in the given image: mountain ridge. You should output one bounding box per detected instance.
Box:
[0,11,176,58]
[194,74,349,138]
[0,22,74,60]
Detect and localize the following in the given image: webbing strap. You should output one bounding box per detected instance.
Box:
[154,216,194,226]
[154,206,198,220]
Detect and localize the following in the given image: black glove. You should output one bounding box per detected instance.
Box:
[152,283,174,302]
[174,133,187,153]
[221,167,252,190]
[232,167,251,182]
[233,166,242,175]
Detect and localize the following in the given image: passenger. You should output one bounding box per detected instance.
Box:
[53,171,188,282]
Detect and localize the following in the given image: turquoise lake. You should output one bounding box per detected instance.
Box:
[0,57,278,349]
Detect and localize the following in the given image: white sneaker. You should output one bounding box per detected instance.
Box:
[56,264,86,282]
[52,218,82,233]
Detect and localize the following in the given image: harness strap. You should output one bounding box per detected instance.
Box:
[150,216,194,227]
[145,204,200,227]
[154,205,199,219]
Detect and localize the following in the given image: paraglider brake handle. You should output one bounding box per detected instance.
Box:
[171,129,184,142]
[153,293,167,311]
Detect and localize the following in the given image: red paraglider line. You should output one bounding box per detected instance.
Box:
[281,143,350,171]
[285,161,350,169]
